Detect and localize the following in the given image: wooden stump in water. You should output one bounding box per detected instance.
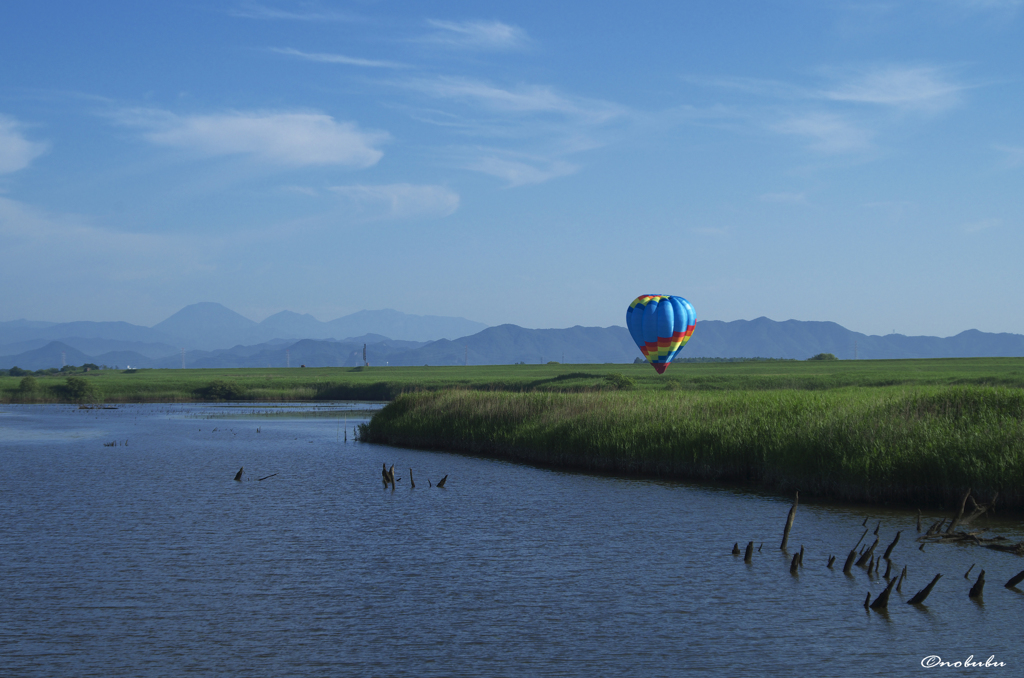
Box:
[964,564,975,579]
[856,539,879,567]
[897,566,907,593]
[882,531,901,560]
[234,467,243,482]
[908,574,942,605]
[969,570,986,599]
[870,576,899,610]
[1004,570,1024,589]
[436,474,448,488]
[732,542,741,555]
[827,555,836,568]
[409,468,415,489]
[744,541,754,563]
[780,491,799,550]
[843,549,858,574]
[798,545,804,566]
[790,553,799,575]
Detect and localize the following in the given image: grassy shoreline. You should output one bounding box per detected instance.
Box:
[360,386,1024,510]
[6,360,1023,510]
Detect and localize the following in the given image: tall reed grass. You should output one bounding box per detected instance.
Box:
[362,386,1024,509]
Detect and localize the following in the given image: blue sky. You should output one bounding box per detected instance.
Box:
[1,1,1022,337]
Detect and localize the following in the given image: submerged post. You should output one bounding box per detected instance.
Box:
[882,531,901,560]
[856,539,879,567]
[870,577,899,610]
[780,491,799,550]
[969,571,986,599]
[234,467,243,482]
[1004,570,1024,589]
[908,574,943,605]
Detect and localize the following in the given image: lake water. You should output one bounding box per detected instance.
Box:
[1,403,1022,677]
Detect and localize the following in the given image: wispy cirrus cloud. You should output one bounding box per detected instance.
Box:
[398,77,626,185]
[228,2,355,22]
[424,19,528,50]
[114,109,387,168]
[822,66,965,111]
[329,184,460,219]
[939,0,1022,11]
[770,112,873,153]
[687,64,967,154]
[467,155,578,187]
[0,115,50,174]
[994,144,1024,167]
[405,76,626,124]
[270,47,407,69]
[963,217,1001,233]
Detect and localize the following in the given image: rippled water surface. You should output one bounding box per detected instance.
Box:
[2,403,1022,677]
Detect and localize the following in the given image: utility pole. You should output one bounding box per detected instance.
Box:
[363,344,368,367]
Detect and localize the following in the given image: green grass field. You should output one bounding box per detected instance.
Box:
[3,357,1024,403]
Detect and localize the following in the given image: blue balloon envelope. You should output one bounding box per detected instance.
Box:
[626,295,696,373]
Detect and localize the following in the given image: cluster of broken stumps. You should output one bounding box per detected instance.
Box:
[917,489,1024,556]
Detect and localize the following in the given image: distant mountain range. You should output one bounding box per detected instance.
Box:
[0,303,488,354]
[2,304,1024,371]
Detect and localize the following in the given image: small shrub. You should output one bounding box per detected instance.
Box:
[808,353,838,361]
[18,376,38,393]
[603,374,636,390]
[62,376,100,403]
[195,380,248,401]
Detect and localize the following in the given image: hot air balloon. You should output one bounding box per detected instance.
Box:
[626,295,696,374]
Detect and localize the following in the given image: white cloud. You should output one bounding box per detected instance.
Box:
[116,109,387,167]
[467,156,577,187]
[0,115,50,174]
[823,66,965,111]
[771,113,873,153]
[425,19,528,50]
[405,76,625,124]
[270,47,406,69]
[329,184,460,219]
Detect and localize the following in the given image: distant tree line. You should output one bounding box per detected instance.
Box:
[2,363,104,377]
